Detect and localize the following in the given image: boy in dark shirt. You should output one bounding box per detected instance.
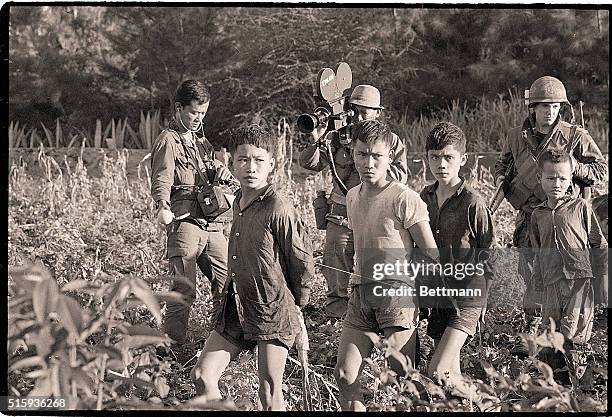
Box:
[190,125,314,410]
[420,122,495,384]
[530,150,607,345]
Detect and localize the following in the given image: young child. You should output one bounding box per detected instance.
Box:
[530,150,607,352]
[190,124,314,410]
[333,120,438,411]
[419,122,495,384]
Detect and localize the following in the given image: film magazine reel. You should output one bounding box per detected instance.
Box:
[297,62,354,134]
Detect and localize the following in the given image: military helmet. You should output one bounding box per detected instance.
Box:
[527,76,568,106]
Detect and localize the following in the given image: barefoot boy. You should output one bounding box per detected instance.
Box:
[190,125,314,410]
[419,122,495,384]
[333,120,438,411]
[530,150,607,348]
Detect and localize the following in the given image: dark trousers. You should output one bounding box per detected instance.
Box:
[513,211,541,317]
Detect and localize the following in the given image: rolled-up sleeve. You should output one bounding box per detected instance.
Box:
[299,135,330,172]
[271,207,314,307]
[150,133,175,203]
[395,189,430,229]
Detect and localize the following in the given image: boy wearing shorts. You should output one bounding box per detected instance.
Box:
[419,122,495,384]
[334,120,438,411]
[190,125,314,410]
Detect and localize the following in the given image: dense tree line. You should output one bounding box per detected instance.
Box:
[8,6,609,148]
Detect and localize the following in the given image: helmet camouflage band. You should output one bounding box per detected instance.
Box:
[527,76,568,106]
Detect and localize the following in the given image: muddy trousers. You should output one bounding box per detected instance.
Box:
[164,220,228,344]
[322,221,354,318]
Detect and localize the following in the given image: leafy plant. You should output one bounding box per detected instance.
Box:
[138,110,162,150]
[7,264,180,409]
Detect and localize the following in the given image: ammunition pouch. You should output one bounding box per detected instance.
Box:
[329,202,348,218]
[196,183,232,220]
[313,191,330,230]
[325,202,349,228]
[171,184,231,221]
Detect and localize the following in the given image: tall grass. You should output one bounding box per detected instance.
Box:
[393,90,609,153]
[9,92,608,153]
[9,111,168,150]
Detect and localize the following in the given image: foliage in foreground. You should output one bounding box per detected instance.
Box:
[7,147,608,411]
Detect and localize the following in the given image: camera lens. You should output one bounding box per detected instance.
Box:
[297,114,318,133]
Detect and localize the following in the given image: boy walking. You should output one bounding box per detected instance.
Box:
[419,122,495,384]
[300,85,408,318]
[333,120,437,411]
[530,150,607,362]
[190,125,314,410]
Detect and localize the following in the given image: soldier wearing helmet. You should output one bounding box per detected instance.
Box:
[494,76,607,341]
[299,84,408,318]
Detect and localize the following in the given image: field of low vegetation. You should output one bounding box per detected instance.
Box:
[7,96,608,411]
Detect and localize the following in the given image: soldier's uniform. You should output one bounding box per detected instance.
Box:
[151,121,231,344]
[495,77,607,316]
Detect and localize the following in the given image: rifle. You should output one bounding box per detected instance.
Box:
[489,159,514,213]
[578,101,592,201]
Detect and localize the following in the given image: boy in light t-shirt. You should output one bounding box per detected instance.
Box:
[333,120,438,411]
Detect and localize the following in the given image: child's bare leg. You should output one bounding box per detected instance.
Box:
[427,327,468,384]
[383,326,417,376]
[191,331,242,400]
[334,326,376,411]
[257,340,288,411]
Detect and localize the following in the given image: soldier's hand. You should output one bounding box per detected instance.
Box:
[214,166,237,184]
[310,123,328,143]
[157,208,174,225]
[495,176,505,188]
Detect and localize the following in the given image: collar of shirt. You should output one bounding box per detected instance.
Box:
[521,115,564,151]
[535,194,577,211]
[422,177,467,207]
[233,184,275,212]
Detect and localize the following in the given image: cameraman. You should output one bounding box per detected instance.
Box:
[151,80,235,346]
[299,85,408,318]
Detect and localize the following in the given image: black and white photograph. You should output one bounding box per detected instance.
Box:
[4,3,609,413]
